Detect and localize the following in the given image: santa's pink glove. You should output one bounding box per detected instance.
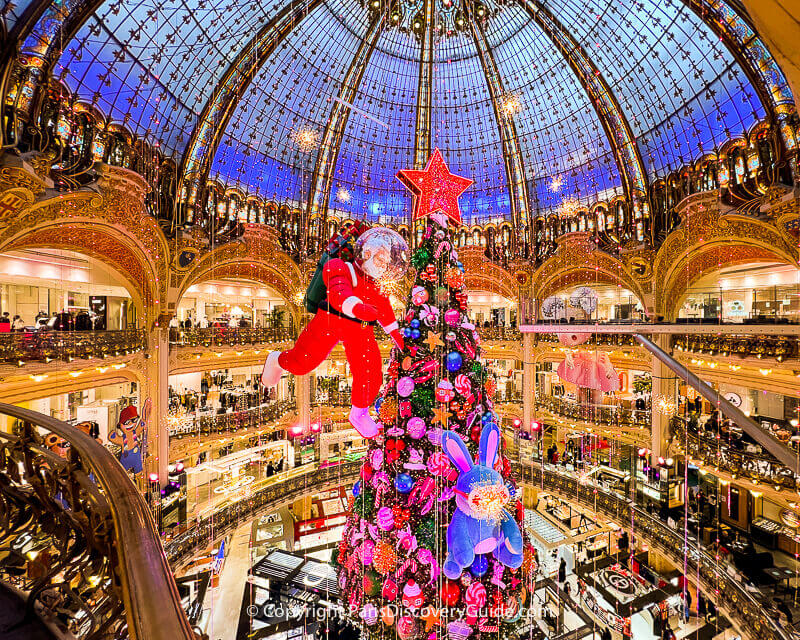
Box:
[389,329,404,351]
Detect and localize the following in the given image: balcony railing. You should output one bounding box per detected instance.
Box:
[0,329,146,364]
[673,333,798,361]
[169,326,295,348]
[537,396,650,428]
[168,401,296,438]
[537,332,637,347]
[478,326,523,341]
[0,402,196,639]
[670,416,798,491]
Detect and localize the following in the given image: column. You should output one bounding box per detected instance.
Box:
[522,333,535,429]
[145,326,170,486]
[650,333,676,460]
[296,374,310,430]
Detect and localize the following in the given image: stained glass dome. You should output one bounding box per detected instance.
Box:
[22,0,792,224]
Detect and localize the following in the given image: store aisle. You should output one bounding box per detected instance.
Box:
[203,522,252,640]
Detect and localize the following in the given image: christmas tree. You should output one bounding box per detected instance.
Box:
[334,151,535,640]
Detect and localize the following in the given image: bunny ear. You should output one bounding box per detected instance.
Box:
[479,423,500,468]
[441,431,473,473]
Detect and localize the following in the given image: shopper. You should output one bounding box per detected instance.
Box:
[601,627,612,640]
[558,558,566,585]
[11,314,24,331]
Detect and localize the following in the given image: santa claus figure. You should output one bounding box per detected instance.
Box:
[262,227,408,438]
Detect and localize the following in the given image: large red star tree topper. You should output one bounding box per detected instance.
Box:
[397,148,473,226]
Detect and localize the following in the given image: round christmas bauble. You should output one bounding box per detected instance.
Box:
[362,569,381,596]
[360,463,373,481]
[470,555,489,577]
[381,605,395,626]
[411,328,421,339]
[404,328,413,338]
[395,473,414,493]
[470,424,482,444]
[352,480,361,496]
[410,319,420,329]
[446,351,463,372]
[354,227,409,281]
[396,615,417,640]
[397,376,415,397]
[407,416,427,439]
[444,309,460,326]
[440,580,461,606]
[373,540,398,575]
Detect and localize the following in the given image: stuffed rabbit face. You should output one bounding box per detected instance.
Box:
[442,423,509,520]
[440,423,523,579]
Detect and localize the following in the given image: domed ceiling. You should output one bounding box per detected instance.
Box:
[16,0,793,224]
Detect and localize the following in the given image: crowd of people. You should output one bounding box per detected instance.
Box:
[0,309,106,332]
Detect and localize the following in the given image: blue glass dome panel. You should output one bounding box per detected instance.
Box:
[548,0,765,174]
[56,0,284,156]
[431,31,507,224]
[326,28,419,222]
[482,5,623,213]
[211,0,370,204]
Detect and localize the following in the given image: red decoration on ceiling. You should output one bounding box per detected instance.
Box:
[396,148,473,227]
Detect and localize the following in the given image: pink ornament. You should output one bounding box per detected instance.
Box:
[402,580,425,609]
[420,304,439,327]
[436,380,455,403]
[377,506,394,531]
[360,603,379,625]
[464,582,487,623]
[444,309,460,326]
[454,374,471,397]
[407,417,427,439]
[397,376,415,397]
[447,620,471,640]
[400,400,413,418]
[370,448,384,470]
[397,615,418,640]
[382,578,399,600]
[411,286,429,305]
[360,539,375,565]
[427,451,451,476]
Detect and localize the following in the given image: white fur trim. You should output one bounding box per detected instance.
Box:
[346,262,357,286]
[381,321,399,333]
[341,296,361,318]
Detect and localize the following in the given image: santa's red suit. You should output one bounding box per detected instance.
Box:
[262,258,403,437]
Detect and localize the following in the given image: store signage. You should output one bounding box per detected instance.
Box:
[723,392,742,407]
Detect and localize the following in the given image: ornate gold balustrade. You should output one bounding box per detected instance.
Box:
[536,332,638,347]
[169,326,296,348]
[0,329,146,364]
[477,326,523,341]
[0,402,197,640]
[673,333,799,361]
[669,416,799,491]
[168,401,295,438]
[537,396,650,428]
